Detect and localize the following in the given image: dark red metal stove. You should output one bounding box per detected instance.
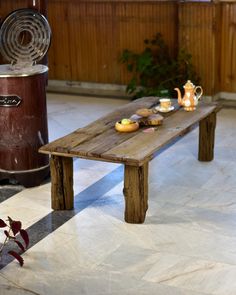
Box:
[0,8,51,187]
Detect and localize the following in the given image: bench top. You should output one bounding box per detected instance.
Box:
[39,97,219,166]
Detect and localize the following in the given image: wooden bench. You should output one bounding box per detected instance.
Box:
[39,97,220,224]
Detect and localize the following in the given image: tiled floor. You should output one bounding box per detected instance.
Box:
[0,93,236,295]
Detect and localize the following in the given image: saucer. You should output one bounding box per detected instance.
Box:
[155,105,174,113]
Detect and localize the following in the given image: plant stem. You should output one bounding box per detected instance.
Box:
[0,228,11,258]
[158,74,183,87]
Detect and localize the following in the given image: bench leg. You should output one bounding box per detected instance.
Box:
[50,155,74,210]
[198,112,216,161]
[123,162,148,224]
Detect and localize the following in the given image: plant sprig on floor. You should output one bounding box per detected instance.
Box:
[0,216,29,266]
[120,33,200,99]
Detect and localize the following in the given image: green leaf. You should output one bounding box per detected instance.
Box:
[126,77,137,94]
[119,32,200,99]
[127,64,133,72]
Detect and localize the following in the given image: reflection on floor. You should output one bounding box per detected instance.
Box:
[0,92,236,295]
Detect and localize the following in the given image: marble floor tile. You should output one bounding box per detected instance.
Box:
[0,184,23,202]
[143,253,236,295]
[0,274,37,295]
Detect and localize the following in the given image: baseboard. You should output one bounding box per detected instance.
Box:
[218,92,236,101]
[47,80,236,103]
[47,80,130,99]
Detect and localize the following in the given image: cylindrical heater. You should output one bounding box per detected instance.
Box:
[0,8,51,187]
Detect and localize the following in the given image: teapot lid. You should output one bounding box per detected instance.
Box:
[184,80,195,89]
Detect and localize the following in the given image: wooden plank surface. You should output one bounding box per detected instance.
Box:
[102,103,218,165]
[39,97,219,166]
[39,96,159,153]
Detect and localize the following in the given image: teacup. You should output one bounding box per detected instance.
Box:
[160,98,171,110]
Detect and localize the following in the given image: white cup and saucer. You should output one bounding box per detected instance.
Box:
[155,98,174,113]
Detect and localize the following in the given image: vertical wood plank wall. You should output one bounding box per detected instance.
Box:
[0,0,235,95]
[178,3,220,95]
[221,2,236,92]
[47,1,178,85]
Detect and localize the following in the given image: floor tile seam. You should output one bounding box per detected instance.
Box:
[56,217,125,237]
[201,187,236,194]
[0,165,124,270]
[148,206,236,222]
[176,185,235,194]
[85,244,123,271]
[2,192,234,235]
[0,199,52,218]
[48,109,75,116]
[84,245,236,278]
[158,199,236,213]
[0,272,41,295]
[152,280,216,295]
[137,253,230,294]
[141,249,236,268]
[0,163,122,217]
[180,202,236,213]
[94,281,214,295]
[0,200,52,210]
[0,193,24,204]
[145,216,236,242]
[155,222,236,241]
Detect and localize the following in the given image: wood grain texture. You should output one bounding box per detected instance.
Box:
[123,162,148,224]
[220,3,236,92]
[178,2,220,95]
[198,111,216,162]
[45,1,178,84]
[50,155,74,210]
[39,96,159,154]
[103,103,218,165]
[39,97,219,167]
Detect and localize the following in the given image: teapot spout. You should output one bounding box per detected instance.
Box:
[174,88,182,105]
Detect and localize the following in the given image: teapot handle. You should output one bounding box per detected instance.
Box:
[195,86,203,100]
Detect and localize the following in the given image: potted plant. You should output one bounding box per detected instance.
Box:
[120,33,200,99]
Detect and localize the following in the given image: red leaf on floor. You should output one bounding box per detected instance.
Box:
[20,229,29,248]
[10,221,22,236]
[0,219,7,228]
[4,230,15,239]
[14,240,25,252]
[8,251,24,267]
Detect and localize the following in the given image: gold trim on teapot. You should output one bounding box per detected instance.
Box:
[174,80,203,111]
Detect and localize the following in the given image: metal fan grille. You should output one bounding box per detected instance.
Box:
[0,8,51,65]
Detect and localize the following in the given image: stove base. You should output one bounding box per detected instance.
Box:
[0,165,50,188]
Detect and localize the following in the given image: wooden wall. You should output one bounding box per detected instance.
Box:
[220,2,236,92]
[178,2,220,95]
[0,0,236,96]
[47,1,178,85]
